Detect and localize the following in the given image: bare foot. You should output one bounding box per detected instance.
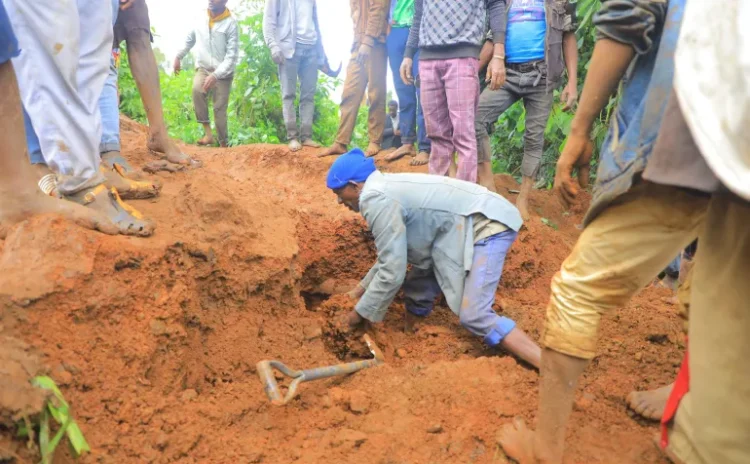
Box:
[385,144,415,162]
[0,186,119,237]
[516,176,533,221]
[288,139,302,152]
[365,142,381,158]
[147,140,201,167]
[497,417,539,464]
[197,135,214,146]
[404,311,422,333]
[143,160,186,174]
[410,151,429,166]
[100,165,161,200]
[627,383,673,421]
[65,185,155,237]
[318,142,347,158]
[302,139,321,148]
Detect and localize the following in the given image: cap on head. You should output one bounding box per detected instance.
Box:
[326,148,377,189]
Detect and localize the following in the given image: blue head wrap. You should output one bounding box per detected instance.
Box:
[326,148,377,189]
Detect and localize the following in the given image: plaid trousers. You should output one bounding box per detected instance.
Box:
[419,57,480,183]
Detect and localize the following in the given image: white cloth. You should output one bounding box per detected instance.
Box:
[294,0,317,45]
[176,13,239,80]
[5,0,112,195]
[263,0,325,61]
[674,0,750,201]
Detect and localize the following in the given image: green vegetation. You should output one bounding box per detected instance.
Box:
[17,376,90,464]
[119,1,609,187]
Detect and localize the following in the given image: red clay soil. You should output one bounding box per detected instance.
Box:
[0,119,683,463]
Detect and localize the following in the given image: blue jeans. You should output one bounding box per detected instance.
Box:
[0,1,19,65]
[25,0,120,164]
[386,26,430,153]
[403,229,518,346]
[665,253,681,278]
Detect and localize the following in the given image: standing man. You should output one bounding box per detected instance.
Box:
[263,0,327,152]
[317,0,389,158]
[400,0,509,184]
[327,149,541,368]
[384,0,431,165]
[174,0,239,148]
[381,100,401,150]
[475,0,578,220]
[5,0,154,236]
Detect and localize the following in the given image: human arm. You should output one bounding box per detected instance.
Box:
[355,0,389,64]
[119,0,135,10]
[400,0,423,84]
[555,1,667,207]
[212,20,239,80]
[486,0,508,90]
[175,30,197,62]
[560,32,578,110]
[354,194,408,323]
[263,0,285,64]
[382,118,394,137]
[478,39,494,74]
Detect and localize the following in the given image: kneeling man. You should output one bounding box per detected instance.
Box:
[327,149,541,368]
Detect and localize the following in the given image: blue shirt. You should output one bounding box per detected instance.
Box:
[505,0,546,64]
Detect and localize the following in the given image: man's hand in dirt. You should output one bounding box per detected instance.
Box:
[561,81,578,111]
[120,0,135,10]
[400,57,414,85]
[271,48,285,65]
[202,74,218,93]
[337,310,365,333]
[355,43,371,66]
[554,132,593,209]
[173,57,181,75]
[346,285,365,301]
[486,57,506,90]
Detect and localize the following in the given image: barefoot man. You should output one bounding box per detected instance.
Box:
[317,0,389,158]
[327,149,542,368]
[0,2,117,236]
[174,0,239,148]
[474,0,578,220]
[5,0,154,236]
[493,1,736,462]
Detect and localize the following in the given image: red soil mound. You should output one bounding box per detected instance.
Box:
[0,120,680,463]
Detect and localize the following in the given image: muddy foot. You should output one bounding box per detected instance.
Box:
[65,185,155,237]
[196,135,214,146]
[143,160,187,174]
[627,383,673,421]
[288,139,302,152]
[0,186,118,237]
[302,139,321,148]
[385,144,414,162]
[365,142,381,158]
[100,164,161,200]
[100,150,144,179]
[497,417,539,464]
[517,196,531,222]
[318,142,347,158]
[410,151,429,166]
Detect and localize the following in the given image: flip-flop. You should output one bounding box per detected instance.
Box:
[66,185,155,237]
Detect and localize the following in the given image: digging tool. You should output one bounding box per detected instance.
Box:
[256,334,385,406]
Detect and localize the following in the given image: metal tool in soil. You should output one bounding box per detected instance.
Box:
[257,334,385,405]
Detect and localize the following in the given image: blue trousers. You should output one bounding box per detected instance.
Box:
[386,26,430,153]
[404,230,518,346]
[25,0,120,164]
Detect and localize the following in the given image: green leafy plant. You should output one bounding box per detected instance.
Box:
[118,12,369,149]
[17,376,90,464]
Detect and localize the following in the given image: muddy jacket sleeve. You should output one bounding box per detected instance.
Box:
[355,193,409,323]
[487,0,507,44]
[404,0,422,58]
[176,29,196,60]
[263,0,281,54]
[213,19,239,79]
[593,0,667,55]
[362,0,389,47]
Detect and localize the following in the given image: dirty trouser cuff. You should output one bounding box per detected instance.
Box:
[483,316,516,346]
[99,142,121,154]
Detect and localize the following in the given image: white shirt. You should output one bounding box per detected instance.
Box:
[295,0,318,45]
[674,0,750,200]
